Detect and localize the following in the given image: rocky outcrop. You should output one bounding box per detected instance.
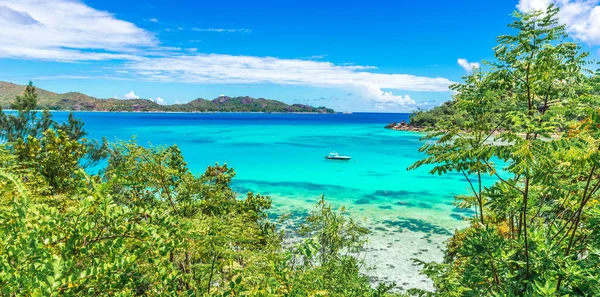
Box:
[384,120,425,132]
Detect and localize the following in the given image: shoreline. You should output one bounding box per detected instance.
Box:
[2,109,338,114]
[384,122,562,144]
[3,109,414,115]
[384,121,427,132]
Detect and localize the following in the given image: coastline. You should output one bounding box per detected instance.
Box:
[3,109,338,114]
[384,121,427,132]
[46,110,457,292]
[384,122,562,144]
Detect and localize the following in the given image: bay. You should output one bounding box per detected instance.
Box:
[53,111,473,290]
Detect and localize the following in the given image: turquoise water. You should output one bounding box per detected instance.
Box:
[53,111,474,290]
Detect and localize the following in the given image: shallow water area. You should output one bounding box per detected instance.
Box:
[53,111,474,291]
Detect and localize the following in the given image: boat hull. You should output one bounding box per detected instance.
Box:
[325,156,351,161]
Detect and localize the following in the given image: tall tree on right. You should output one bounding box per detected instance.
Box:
[410,5,600,296]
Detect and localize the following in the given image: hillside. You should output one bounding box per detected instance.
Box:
[0,81,334,113]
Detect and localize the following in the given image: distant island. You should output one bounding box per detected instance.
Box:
[0,81,334,113]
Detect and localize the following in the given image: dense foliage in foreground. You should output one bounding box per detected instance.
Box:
[409,6,600,296]
[0,86,389,296]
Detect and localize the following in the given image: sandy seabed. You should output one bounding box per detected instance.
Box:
[266,193,467,292]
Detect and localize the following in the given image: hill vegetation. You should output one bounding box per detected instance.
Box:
[384,101,463,132]
[408,101,461,128]
[0,81,334,113]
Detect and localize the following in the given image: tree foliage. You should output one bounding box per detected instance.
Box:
[409,5,600,296]
[0,85,393,296]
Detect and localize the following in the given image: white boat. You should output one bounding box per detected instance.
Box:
[325,152,351,161]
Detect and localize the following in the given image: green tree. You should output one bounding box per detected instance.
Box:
[1,136,398,296]
[1,81,51,142]
[409,6,600,296]
[0,88,394,295]
[409,101,465,128]
[1,82,108,193]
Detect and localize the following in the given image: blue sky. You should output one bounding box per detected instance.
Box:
[0,0,599,112]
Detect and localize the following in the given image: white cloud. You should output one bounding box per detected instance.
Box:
[124,91,139,99]
[302,54,328,60]
[125,54,451,105]
[517,0,600,44]
[174,100,181,104]
[457,58,480,72]
[0,0,454,106]
[373,95,415,109]
[358,83,415,105]
[517,0,552,11]
[0,0,157,61]
[0,4,38,25]
[192,28,252,33]
[156,97,165,104]
[165,26,183,32]
[148,18,158,23]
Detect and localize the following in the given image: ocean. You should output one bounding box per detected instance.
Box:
[52,111,474,291]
